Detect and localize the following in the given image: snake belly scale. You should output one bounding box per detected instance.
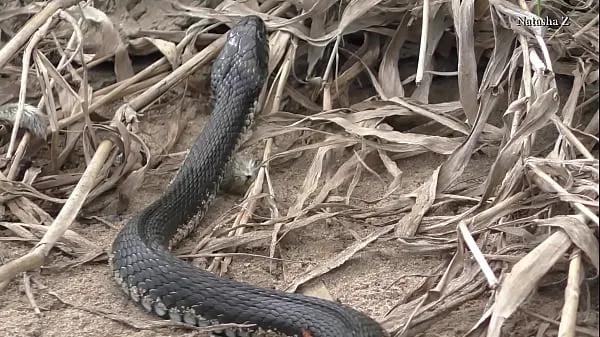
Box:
[110,16,387,337]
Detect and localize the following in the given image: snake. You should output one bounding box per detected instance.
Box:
[110,16,387,337]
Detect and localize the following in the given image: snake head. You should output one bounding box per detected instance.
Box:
[211,15,270,101]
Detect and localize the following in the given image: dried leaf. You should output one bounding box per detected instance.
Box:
[540,215,599,272]
[79,6,134,80]
[480,88,559,203]
[487,230,572,337]
[395,167,440,237]
[378,16,408,98]
[451,0,478,123]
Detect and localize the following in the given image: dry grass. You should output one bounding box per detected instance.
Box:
[0,0,598,336]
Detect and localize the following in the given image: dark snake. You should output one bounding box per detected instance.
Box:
[110,16,387,337]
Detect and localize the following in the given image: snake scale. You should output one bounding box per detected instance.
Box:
[110,16,387,337]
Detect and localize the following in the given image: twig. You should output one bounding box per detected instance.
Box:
[265,42,293,270]
[48,290,254,332]
[458,221,499,289]
[23,272,41,315]
[178,252,306,263]
[285,224,395,293]
[573,14,600,39]
[6,133,32,180]
[521,308,599,337]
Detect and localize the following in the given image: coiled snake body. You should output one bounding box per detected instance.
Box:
[110,16,386,337]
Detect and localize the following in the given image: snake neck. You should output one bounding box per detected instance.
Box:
[137,96,256,247]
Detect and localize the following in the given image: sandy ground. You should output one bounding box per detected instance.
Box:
[1,1,598,337]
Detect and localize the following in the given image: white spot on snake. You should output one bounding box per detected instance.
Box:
[196,315,210,327]
[153,297,167,316]
[237,330,250,337]
[129,286,140,302]
[183,308,197,325]
[168,307,182,322]
[141,295,153,312]
[227,37,238,48]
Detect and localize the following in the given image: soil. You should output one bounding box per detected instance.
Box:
[0,1,597,337]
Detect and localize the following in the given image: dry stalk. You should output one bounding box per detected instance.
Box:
[23,272,41,315]
[522,308,599,337]
[557,248,584,337]
[573,15,600,39]
[93,72,168,102]
[458,221,498,289]
[245,40,294,264]
[56,60,170,129]
[4,4,84,164]
[512,45,531,135]
[6,132,32,180]
[416,0,430,84]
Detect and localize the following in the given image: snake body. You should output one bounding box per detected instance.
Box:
[110,16,387,337]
